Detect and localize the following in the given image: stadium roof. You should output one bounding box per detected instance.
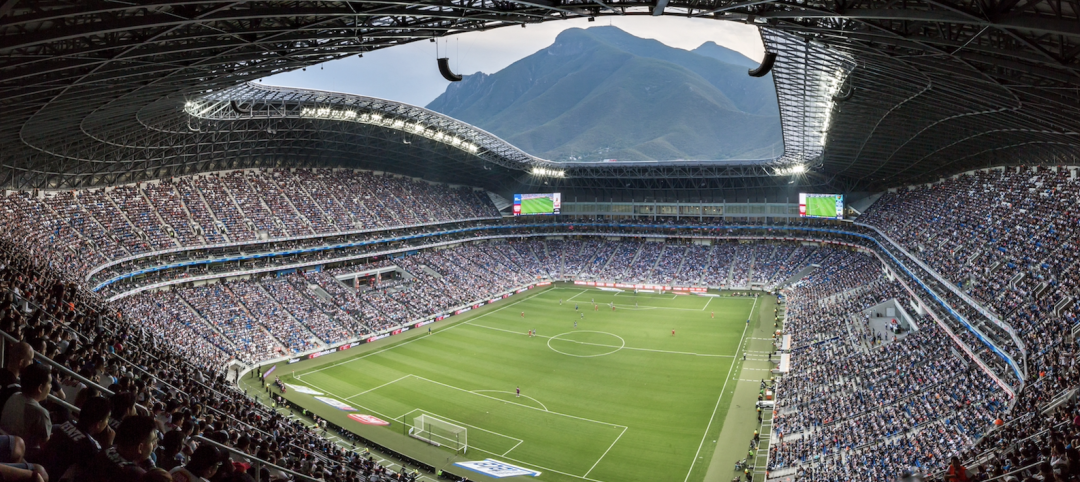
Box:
[2,0,1079,198]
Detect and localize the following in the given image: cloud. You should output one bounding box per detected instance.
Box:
[262,18,762,107]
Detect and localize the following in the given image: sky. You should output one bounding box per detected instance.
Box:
[262,17,764,107]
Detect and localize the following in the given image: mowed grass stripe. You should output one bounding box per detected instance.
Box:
[520,197,555,214]
[273,286,756,482]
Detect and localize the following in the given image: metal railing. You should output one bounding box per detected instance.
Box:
[1,289,346,471]
[0,325,115,399]
[194,435,322,482]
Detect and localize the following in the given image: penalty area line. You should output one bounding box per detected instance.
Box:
[470,390,549,411]
[345,374,412,401]
[409,374,627,429]
[583,425,627,478]
[565,289,589,301]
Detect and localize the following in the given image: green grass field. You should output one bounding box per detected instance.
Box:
[805,195,840,218]
[520,196,555,215]
[253,286,767,482]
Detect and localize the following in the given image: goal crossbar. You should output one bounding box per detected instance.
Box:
[409,413,468,454]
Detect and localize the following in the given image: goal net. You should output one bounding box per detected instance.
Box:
[409,414,468,453]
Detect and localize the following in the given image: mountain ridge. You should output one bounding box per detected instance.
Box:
[426,26,782,162]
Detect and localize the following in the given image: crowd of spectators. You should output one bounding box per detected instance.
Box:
[0,168,500,280]
[12,164,1080,481]
[0,235,430,482]
[649,244,688,285]
[850,166,1080,481]
[771,252,1008,481]
[106,239,853,365]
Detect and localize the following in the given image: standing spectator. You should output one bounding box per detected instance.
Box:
[945,456,969,482]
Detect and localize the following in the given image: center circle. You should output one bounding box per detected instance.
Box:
[546,331,626,358]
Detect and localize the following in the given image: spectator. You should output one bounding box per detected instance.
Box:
[0,342,35,407]
[42,395,113,480]
[168,445,223,482]
[945,456,968,482]
[87,415,158,482]
[1,363,52,451]
[155,430,186,472]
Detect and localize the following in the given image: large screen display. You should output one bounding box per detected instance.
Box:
[799,193,844,219]
[513,193,561,216]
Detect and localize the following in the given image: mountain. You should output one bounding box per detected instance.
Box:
[692,41,760,69]
[425,27,782,163]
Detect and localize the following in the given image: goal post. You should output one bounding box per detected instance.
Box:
[409,413,468,454]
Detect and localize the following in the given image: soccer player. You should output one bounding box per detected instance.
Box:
[580,312,584,319]
[521,311,524,318]
[671,329,675,336]
[711,311,714,319]
[575,304,579,311]
[516,387,520,397]
[574,321,578,328]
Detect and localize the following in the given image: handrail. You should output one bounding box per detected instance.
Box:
[1,288,337,467]
[107,333,343,468]
[86,216,503,280]
[855,222,1027,369]
[194,435,322,482]
[0,325,114,397]
[849,225,1024,384]
[983,460,1043,482]
[48,393,80,415]
[101,225,884,298]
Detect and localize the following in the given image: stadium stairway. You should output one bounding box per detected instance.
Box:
[188,178,233,243]
[779,265,817,289]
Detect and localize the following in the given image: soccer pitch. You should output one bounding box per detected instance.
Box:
[520,196,555,215]
[258,286,764,482]
[805,195,839,218]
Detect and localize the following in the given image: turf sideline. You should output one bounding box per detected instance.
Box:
[682,296,758,482]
